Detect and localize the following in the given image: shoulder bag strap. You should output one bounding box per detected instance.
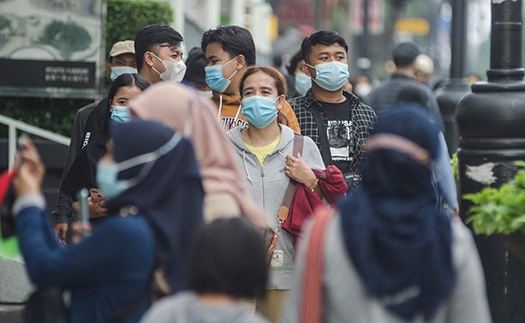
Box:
[268,134,304,261]
[301,209,334,323]
[308,102,333,166]
[278,133,304,222]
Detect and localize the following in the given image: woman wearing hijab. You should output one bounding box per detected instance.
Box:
[13,120,203,322]
[282,107,491,323]
[129,82,268,227]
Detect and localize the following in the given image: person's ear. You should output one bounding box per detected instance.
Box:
[235,54,246,70]
[105,61,112,74]
[144,51,155,67]
[303,62,313,78]
[275,94,285,111]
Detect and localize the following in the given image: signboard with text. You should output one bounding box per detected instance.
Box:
[0,0,105,99]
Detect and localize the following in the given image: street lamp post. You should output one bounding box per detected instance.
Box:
[456,0,525,321]
[435,0,470,156]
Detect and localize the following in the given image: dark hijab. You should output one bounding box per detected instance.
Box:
[339,107,454,321]
[106,120,204,293]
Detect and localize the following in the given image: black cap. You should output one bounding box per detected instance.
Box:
[392,42,421,67]
[183,47,207,85]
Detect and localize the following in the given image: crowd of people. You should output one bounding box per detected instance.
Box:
[7,22,491,323]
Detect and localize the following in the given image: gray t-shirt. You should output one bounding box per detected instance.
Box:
[139,291,269,323]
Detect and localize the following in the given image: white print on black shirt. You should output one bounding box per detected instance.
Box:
[327,120,353,162]
[221,117,248,131]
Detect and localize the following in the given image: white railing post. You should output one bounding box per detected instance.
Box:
[0,114,70,170]
[8,124,16,170]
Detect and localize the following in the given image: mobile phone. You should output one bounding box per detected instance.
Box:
[16,134,28,167]
[90,188,103,200]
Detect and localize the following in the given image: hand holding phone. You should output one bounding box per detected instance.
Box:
[15,134,28,167]
[90,188,104,201]
[88,188,107,218]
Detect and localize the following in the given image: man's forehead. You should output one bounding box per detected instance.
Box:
[114,53,135,61]
[311,43,346,54]
[205,42,227,56]
[157,43,182,52]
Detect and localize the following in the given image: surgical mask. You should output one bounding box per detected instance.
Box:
[197,90,212,98]
[96,133,182,200]
[294,72,312,95]
[110,66,137,82]
[307,61,349,91]
[110,106,130,123]
[152,54,187,83]
[204,57,238,93]
[354,82,373,98]
[241,96,278,129]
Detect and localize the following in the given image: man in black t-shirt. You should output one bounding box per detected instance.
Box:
[288,31,376,188]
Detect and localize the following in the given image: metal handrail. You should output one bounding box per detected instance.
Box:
[0,114,70,170]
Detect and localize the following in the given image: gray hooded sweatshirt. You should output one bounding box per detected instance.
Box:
[226,125,325,289]
[139,291,268,323]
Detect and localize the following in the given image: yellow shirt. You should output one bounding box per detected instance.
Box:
[245,134,281,165]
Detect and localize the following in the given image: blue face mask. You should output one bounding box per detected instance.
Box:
[294,72,312,95]
[96,133,182,200]
[204,57,238,93]
[110,66,138,82]
[308,61,349,91]
[241,96,278,129]
[110,106,131,123]
[96,162,130,200]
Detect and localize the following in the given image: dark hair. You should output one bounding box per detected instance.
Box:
[240,66,287,97]
[392,42,421,68]
[184,218,268,298]
[286,49,304,78]
[183,47,207,86]
[134,24,184,72]
[301,30,348,64]
[240,66,289,125]
[98,73,149,133]
[201,26,256,66]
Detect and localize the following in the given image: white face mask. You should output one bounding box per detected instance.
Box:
[152,53,187,83]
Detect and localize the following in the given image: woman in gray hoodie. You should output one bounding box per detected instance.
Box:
[226,66,325,323]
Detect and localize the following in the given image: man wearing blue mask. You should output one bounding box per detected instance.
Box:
[106,40,137,82]
[288,30,376,189]
[53,40,137,240]
[201,25,300,132]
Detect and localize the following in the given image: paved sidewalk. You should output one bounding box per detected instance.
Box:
[0,304,23,323]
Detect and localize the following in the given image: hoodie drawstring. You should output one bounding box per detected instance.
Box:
[242,150,253,185]
[217,95,223,119]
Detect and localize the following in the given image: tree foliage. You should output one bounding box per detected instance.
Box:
[465,161,525,235]
[106,0,173,57]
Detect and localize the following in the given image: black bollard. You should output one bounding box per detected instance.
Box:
[456,0,525,322]
[435,0,470,156]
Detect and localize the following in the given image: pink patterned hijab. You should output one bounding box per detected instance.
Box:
[129,82,269,227]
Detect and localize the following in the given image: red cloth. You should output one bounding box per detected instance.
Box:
[0,170,15,206]
[282,165,347,237]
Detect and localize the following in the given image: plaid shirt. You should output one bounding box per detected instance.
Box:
[288,90,377,174]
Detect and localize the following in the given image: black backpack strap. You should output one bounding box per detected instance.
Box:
[308,103,332,166]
